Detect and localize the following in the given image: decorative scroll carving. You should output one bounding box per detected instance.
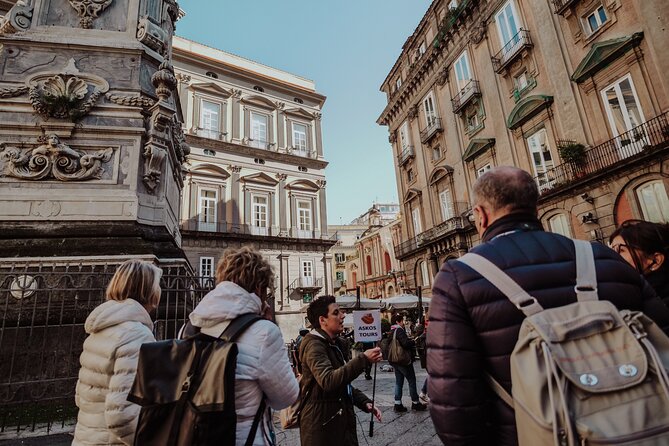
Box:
[232,89,243,98]
[407,105,418,120]
[228,165,242,174]
[151,60,177,101]
[68,0,113,29]
[436,66,449,86]
[0,85,29,98]
[276,173,287,181]
[28,59,109,121]
[175,73,191,84]
[274,101,285,110]
[142,143,166,191]
[313,112,322,120]
[137,16,168,54]
[0,134,113,181]
[0,1,34,34]
[105,92,155,108]
[388,132,397,143]
[316,179,326,189]
[470,20,488,44]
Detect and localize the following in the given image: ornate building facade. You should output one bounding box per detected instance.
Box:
[328,223,367,296]
[378,0,669,295]
[172,37,335,338]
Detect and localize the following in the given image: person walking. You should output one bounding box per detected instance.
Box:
[187,246,298,445]
[389,314,427,413]
[73,259,162,446]
[299,295,382,446]
[428,166,669,446]
[610,219,669,306]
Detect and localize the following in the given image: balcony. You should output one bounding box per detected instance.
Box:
[491,29,533,74]
[193,127,227,140]
[534,112,669,195]
[420,118,443,143]
[398,145,415,166]
[552,0,579,15]
[248,139,271,150]
[288,277,324,295]
[452,80,481,114]
[181,219,278,236]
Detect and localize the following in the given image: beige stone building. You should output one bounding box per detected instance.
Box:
[328,223,367,295]
[172,37,335,339]
[378,0,669,295]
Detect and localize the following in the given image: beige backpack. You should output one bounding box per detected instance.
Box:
[458,239,669,445]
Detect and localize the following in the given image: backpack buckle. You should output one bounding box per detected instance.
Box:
[516,296,538,310]
[181,374,192,393]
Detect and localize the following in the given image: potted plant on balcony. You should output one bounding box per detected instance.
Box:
[559,142,587,178]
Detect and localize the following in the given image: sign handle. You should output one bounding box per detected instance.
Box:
[369,361,377,437]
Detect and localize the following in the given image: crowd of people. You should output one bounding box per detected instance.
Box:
[69,165,669,445]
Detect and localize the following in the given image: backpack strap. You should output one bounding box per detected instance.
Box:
[245,398,266,446]
[573,239,598,302]
[220,313,264,342]
[458,253,544,317]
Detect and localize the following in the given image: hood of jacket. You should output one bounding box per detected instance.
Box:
[189,281,262,328]
[85,298,153,334]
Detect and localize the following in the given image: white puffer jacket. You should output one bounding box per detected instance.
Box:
[72,298,155,446]
[189,281,299,446]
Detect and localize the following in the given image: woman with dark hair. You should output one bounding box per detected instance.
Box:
[610,219,669,305]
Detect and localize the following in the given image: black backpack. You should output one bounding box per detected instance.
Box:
[127,314,264,446]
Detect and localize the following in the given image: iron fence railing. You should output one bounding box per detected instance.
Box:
[452,80,481,113]
[180,219,336,242]
[420,118,443,143]
[397,145,415,166]
[0,261,214,437]
[192,127,227,140]
[491,29,533,73]
[288,277,324,294]
[552,0,578,15]
[535,112,669,195]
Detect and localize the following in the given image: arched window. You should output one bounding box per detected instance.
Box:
[352,272,357,286]
[384,252,392,273]
[366,256,372,275]
[548,213,571,237]
[419,261,430,287]
[637,180,669,222]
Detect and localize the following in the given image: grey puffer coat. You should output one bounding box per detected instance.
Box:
[427,213,669,446]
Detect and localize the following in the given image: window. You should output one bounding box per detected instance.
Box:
[601,74,645,157]
[199,257,214,286]
[439,189,454,220]
[297,200,312,237]
[396,77,402,91]
[514,72,529,91]
[251,195,268,235]
[420,261,430,287]
[407,168,415,182]
[466,111,480,131]
[250,112,268,149]
[527,128,555,191]
[335,253,346,263]
[384,252,392,272]
[301,260,314,286]
[423,92,438,127]
[200,100,220,139]
[448,0,458,10]
[399,121,410,149]
[198,188,217,232]
[366,256,372,275]
[418,42,426,56]
[548,214,571,237]
[336,271,345,281]
[495,0,521,49]
[432,145,441,161]
[454,50,472,91]
[477,163,492,177]
[412,208,422,235]
[637,181,669,223]
[584,5,607,34]
[292,122,308,154]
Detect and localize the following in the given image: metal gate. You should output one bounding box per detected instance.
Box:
[0,261,215,438]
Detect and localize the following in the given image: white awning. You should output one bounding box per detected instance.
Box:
[383,294,431,310]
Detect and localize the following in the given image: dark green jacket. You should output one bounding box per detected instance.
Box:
[298,329,372,446]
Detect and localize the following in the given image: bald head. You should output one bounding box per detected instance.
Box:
[473,166,538,215]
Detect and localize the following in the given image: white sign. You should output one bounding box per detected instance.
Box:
[353,310,382,343]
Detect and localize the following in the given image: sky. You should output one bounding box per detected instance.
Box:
[177,0,432,224]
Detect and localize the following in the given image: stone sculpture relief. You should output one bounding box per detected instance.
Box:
[105,92,155,108]
[0,86,30,98]
[28,59,109,121]
[137,16,168,54]
[0,134,113,181]
[0,0,34,34]
[68,0,113,29]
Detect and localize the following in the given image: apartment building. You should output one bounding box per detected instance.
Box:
[172,37,335,338]
[328,223,367,295]
[378,0,669,295]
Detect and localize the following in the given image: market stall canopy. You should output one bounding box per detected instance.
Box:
[343,313,353,328]
[383,294,431,310]
[336,294,384,309]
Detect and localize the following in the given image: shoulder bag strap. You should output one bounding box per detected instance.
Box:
[244,397,267,446]
[458,253,544,317]
[220,313,264,342]
[573,239,598,302]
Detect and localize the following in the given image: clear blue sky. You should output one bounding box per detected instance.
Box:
[177,0,432,224]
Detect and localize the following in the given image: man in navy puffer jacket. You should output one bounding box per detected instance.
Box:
[427,166,669,446]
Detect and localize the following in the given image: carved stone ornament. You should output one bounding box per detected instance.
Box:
[228,165,242,174]
[175,73,191,84]
[137,16,168,54]
[389,132,397,143]
[0,0,34,35]
[436,66,449,86]
[142,143,166,192]
[470,20,488,44]
[151,60,177,101]
[0,134,113,181]
[276,173,287,181]
[407,105,418,120]
[0,85,29,98]
[313,112,322,121]
[316,179,326,189]
[28,59,109,121]
[105,92,155,108]
[171,114,190,164]
[68,0,113,29]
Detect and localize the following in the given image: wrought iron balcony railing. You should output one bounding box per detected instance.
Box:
[451,80,481,114]
[420,118,443,143]
[552,0,579,15]
[289,277,324,294]
[181,219,335,242]
[534,111,669,195]
[491,29,533,73]
[193,127,227,140]
[398,145,415,166]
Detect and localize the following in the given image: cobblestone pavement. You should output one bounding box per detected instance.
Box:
[274,362,441,446]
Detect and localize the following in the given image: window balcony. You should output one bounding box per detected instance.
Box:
[451,80,481,114]
[194,127,227,140]
[534,111,669,196]
[288,147,317,158]
[491,29,533,74]
[248,139,271,150]
[288,277,324,294]
[180,219,278,236]
[420,118,443,143]
[397,145,415,166]
[552,0,579,15]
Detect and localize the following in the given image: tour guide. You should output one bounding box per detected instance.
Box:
[299,295,382,446]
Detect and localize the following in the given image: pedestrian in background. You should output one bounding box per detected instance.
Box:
[389,314,427,413]
[73,259,162,446]
[610,219,669,306]
[299,295,382,446]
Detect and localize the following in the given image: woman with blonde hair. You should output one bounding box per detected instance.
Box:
[187,246,298,445]
[73,259,161,445]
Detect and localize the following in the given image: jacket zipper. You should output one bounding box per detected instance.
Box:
[583,424,669,444]
[322,407,343,427]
